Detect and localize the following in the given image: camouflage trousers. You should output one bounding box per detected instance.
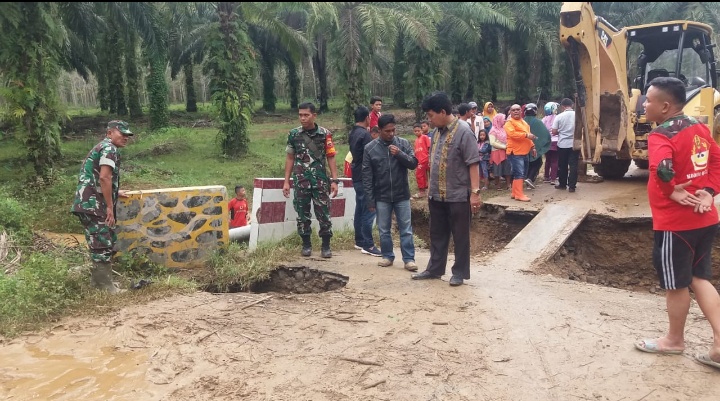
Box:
[293,186,333,238]
[76,213,116,262]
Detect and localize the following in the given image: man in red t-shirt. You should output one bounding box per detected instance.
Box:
[412,123,431,198]
[369,96,382,129]
[228,185,249,228]
[634,77,720,370]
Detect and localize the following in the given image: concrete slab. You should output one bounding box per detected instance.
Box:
[500,200,591,266]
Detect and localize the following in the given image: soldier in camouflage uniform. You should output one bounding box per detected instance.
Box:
[283,102,339,258]
[71,120,133,293]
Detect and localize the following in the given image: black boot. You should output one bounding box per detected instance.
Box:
[301,235,312,257]
[321,236,332,258]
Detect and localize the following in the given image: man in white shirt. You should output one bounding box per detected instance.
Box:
[467,101,483,140]
[551,98,579,192]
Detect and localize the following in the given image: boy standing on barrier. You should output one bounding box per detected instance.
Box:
[283,102,339,258]
[634,77,720,371]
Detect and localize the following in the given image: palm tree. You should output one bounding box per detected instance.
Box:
[0,3,99,180]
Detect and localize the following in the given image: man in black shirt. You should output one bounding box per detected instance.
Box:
[349,106,381,256]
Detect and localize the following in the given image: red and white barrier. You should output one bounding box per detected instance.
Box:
[249,178,356,249]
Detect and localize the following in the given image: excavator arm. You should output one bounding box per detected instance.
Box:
[560,2,634,176]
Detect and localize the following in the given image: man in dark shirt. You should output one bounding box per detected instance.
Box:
[349,106,380,256]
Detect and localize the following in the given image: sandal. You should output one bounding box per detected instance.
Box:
[634,339,684,355]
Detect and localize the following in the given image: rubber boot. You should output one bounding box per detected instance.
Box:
[91,261,121,294]
[301,235,312,257]
[513,179,531,202]
[320,236,332,258]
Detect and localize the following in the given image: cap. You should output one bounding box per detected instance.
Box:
[107,120,133,136]
[468,101,478,109]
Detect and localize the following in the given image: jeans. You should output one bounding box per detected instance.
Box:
[507,153,529,180]
[375,200,415,262]
[353,182,376,248]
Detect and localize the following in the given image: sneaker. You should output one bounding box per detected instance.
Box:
[555,184,567,190]
[404,261,418,272]
[378,258,393,267]
[361,246,382,257]
[524,179,535,189]
[568,187,576,193]
[353,244,363,250]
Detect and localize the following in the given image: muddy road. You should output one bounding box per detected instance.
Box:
[3,166,720,400]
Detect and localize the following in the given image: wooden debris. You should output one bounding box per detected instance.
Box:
[338,357,383,366]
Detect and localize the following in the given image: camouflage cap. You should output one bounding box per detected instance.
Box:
[107,120,133,136]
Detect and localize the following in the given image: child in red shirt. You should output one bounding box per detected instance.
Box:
[413,123,431,198]
[228,185,249,228]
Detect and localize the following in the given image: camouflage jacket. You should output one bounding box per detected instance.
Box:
[71,138,120,217]
[286,124,336,189]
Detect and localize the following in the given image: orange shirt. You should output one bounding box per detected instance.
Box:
[504,118,534,156]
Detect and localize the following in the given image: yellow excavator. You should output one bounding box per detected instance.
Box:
[559,2,720,178]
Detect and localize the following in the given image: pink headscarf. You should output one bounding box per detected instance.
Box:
[489,113,507,144]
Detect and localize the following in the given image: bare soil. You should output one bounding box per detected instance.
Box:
[5,174,720,400]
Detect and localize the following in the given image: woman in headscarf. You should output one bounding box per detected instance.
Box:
[542,102,559,183]
[488,113,512,190]
[523,103,551,188]
[483,102,498,121]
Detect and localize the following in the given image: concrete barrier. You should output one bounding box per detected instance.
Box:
[115,186,229,268]
[249,178,356,250]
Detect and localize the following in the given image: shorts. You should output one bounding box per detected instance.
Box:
[652,224,718,289]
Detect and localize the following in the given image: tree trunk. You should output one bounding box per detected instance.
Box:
[205,1,254,156]
[538,45,553,102]
[312,34,329,113]
[261,54,276,112]
[126,32,143,118]
[287,57,299,109]
[450,53,464,104]
[512,32,531,103]
[148,53,169,130]
[392,33,406,107]
[184,59,197,112]
[109,26,128,116]
[559,50,576,99]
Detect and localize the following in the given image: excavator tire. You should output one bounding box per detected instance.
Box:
[592,157,632,179]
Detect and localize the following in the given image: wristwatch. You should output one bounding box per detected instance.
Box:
[471,188,482,195]
[331,179,340,184]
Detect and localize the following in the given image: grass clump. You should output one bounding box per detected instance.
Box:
[206,229,358,292]
[0,253,84,336]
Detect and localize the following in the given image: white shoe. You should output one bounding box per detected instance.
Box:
[354,245,362,250]
[524,178,535,189]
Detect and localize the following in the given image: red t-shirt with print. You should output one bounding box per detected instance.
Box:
[648,115,720,231]
[228,198,249,228]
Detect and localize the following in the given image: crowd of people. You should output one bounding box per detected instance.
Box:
[72,80,720,370]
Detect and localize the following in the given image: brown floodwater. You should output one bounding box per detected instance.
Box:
[1,338,153,400]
